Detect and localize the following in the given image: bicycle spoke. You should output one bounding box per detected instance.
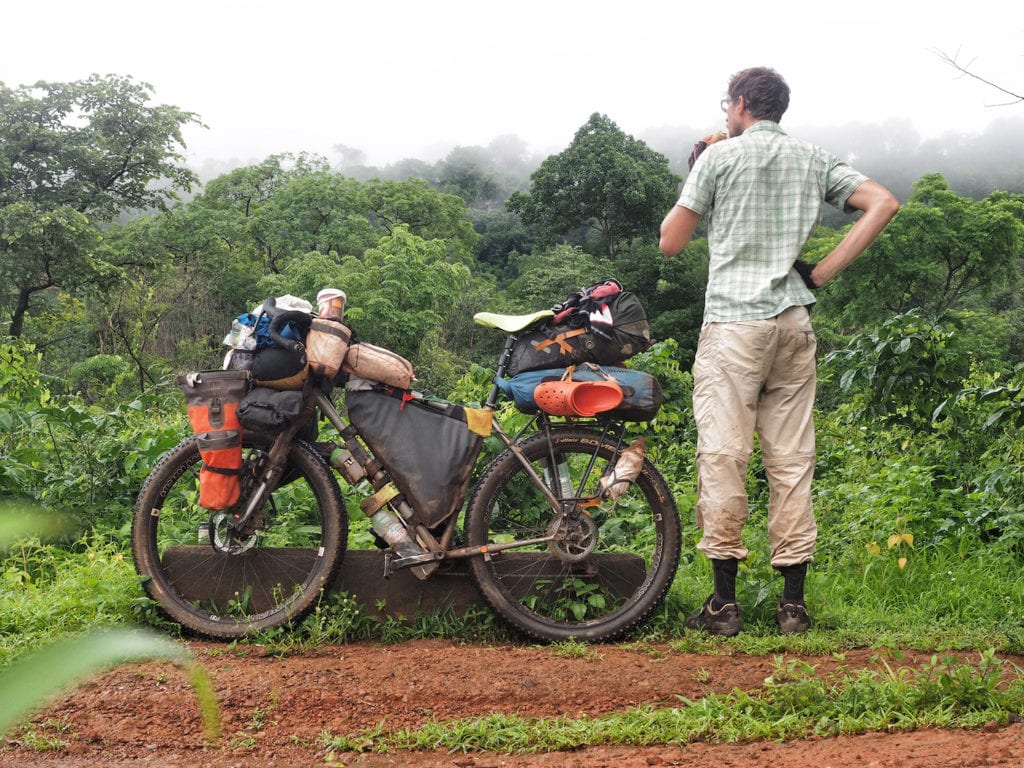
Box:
[467,429,680,641]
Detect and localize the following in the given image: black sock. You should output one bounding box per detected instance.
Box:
[710,558,738,608]
[778,563,807,604]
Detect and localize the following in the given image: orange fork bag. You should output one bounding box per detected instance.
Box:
[177,370,250,510]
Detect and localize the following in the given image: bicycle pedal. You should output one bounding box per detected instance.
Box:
[384,551,440,579]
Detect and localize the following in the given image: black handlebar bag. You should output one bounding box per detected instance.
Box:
[506,281,652,377]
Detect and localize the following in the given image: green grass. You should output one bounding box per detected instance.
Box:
[3,515,1024,755]
[319,650,1024,754]
[0,508,219,741]
[0,535,147,664]
[3,530,1024,665]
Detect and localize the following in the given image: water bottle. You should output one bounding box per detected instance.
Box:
[599,439,646,500]
[222,318,255,350]
[369,508,424,561]
[546,462,575,499]
[556,462,574,499]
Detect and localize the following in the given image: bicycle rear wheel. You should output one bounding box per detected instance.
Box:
[132,436,346,639]
[465,427,680,642]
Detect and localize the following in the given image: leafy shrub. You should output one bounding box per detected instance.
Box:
[0,344,186,531]
[67,354,134,406]
[821,310,970,429]
[932,365,1024,546]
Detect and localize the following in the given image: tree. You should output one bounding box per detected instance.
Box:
[95,213,248,382]
[0,75,201,336]
[437,146,502,208]
[249,172,376,271]
[614,241,708,368]
[435,140,532,211]
[816,174,1024,326]
[470,209,533,282]
[0,203,100,336]
[507,113,680,259]
[306,227,474,392]
[364,178,479,264]
[937,49,1023,108]
[503,246,614,311]
[200,153,328,221]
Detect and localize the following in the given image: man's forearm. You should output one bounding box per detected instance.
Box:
[812,181,899,287]
[659,205,702,257]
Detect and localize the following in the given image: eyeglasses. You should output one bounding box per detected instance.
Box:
[720,97,732,113]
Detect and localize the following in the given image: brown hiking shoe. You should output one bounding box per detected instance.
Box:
[777,601,811,634]
[685,596,742,636]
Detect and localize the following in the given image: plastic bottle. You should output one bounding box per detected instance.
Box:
[599,439,646,500]
[556,462,574,499]
[369,508,424,561]
[545,462,575,499]
[222,318,256,350]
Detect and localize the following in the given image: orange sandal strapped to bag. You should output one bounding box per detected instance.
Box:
[177,370,250,510]
[533,365,624,417]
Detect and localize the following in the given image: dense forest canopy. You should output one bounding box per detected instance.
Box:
[1,73,1023,399]
[3,74,1024,623]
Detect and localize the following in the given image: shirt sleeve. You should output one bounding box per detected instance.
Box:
[676,154,715,216]
[824,156,869,213]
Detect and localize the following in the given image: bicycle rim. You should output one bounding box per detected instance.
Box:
[466,428,680,642]
[132,436,346,639]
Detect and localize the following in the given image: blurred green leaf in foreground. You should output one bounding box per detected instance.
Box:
[0,501,220,741]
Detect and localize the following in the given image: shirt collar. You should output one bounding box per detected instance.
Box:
[743,120,786,136]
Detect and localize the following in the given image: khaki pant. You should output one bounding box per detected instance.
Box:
[691,305,817,566]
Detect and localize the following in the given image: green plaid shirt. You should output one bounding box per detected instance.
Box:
[677,121,867,322]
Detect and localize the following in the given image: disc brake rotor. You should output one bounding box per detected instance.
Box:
[210,512,258,554]
[546,510,598,563]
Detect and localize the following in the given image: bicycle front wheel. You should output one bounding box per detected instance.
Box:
[132,436,347,639]
[465,428,681,642]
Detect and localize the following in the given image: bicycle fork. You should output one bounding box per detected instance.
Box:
[228,385,321,538]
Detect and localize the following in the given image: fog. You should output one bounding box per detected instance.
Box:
[4,0,1020,175]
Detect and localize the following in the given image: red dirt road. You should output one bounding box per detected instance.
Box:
[2,639,1023,767]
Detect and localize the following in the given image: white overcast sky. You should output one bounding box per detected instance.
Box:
[4,0,1022,168]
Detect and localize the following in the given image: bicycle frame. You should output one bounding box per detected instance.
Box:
[229,329,633,577]
[132,304,680,642]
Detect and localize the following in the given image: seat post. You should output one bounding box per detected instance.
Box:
[486,334,519,409]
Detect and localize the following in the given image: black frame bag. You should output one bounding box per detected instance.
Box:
[345,385,485,528]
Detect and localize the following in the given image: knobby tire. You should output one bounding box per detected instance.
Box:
[131,436,347,639]
[465,428,681,642]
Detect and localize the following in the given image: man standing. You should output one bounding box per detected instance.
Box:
[659,67,899,635]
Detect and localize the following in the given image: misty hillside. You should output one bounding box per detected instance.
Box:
[189,115,1024,208]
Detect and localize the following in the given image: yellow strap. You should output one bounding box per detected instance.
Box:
[463,407,493,437]
[359,483,400,516]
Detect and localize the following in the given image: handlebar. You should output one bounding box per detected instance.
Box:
[260,296,311,354]
[268,311,310,354]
